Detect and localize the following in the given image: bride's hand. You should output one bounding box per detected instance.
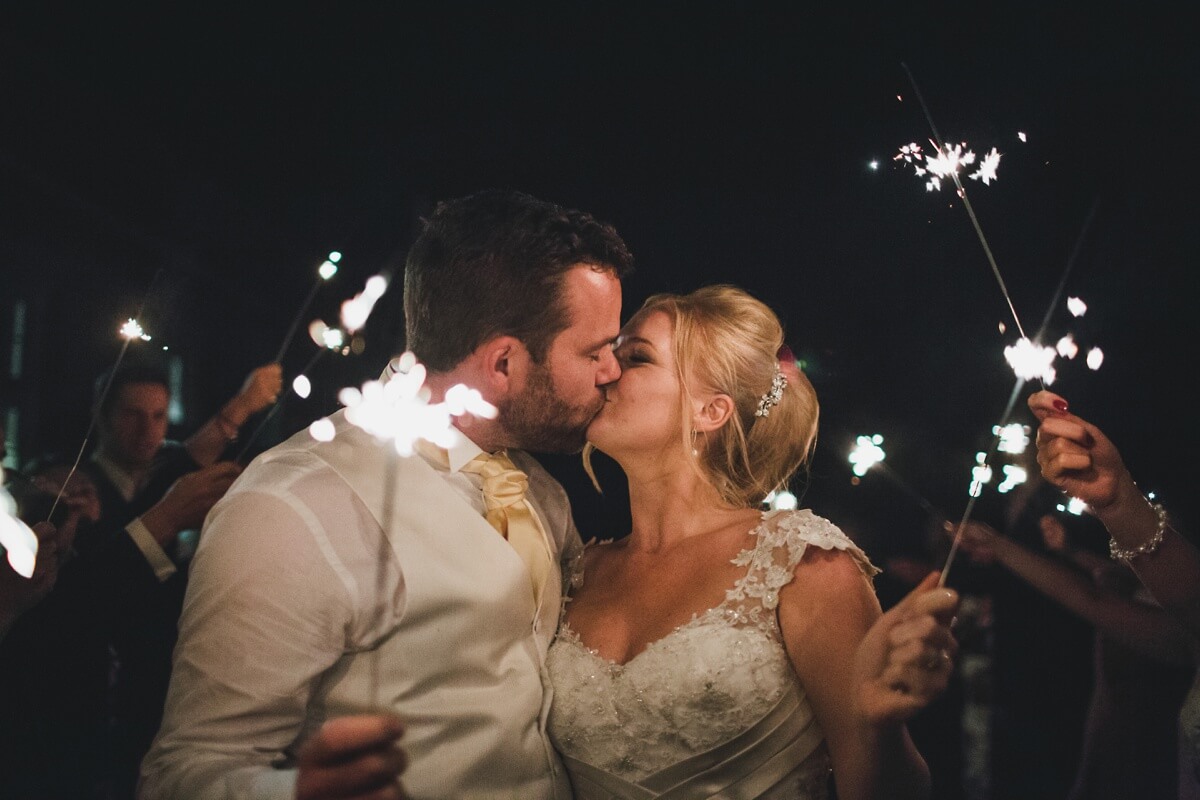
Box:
[853,572,959,724]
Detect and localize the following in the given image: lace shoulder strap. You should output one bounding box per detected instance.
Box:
[731,509,880,611]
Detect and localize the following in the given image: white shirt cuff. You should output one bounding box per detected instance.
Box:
[126,518,178,582]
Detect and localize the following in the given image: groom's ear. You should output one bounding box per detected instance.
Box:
[475,335,530,395]
[692,393,734,433]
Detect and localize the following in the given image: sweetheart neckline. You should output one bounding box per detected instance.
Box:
[559,511,778,668]
[556,606,750,670]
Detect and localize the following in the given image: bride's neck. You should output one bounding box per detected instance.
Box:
[624,470,748,552]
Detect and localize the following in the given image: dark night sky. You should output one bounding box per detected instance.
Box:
[3,4,1197,549]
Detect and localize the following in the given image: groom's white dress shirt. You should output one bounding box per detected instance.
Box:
[139,408,580,800]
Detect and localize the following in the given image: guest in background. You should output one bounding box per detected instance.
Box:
[955,507,1193,798]
[1030,389,1200,798]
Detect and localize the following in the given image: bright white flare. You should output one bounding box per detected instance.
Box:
[1066,296,1087,317]
[120,319,151,341]
[1086,347,1104,370]
[996,464,1027,493]
[0,478,38,578]
[993,423,1030,455]
[308,418,336,442]
[1004,337,1057,384]
[848,434,886,477]
[970,147,1001,185]
[1056,334,1079,359]
[341,274,389,334]
[308,320,347,352]
[311,250,341,283]
[968,453,993,498]
[764,489,798,510]
[895,140,1001,192]
[323,352,498,457]
[1059,497,1088,516]
[292,374,312,399]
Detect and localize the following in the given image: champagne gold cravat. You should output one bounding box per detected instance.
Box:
[462,450,552,605]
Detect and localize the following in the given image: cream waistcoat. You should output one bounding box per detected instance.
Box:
[278,411,571,800]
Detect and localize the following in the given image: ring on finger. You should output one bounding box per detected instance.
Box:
[922,649,950,670]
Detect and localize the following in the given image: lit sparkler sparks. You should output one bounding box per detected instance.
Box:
[1,474,38,578]
[763,489,798,510]
[47,316,152,522]
[330,352,496,456]
[894,141,1002,193]
[237,272,389,464]
[1003,337,1057,384]
[1003,293,1104,384]
[340,274,388,335]
[330,351,497,709]
[274,251,341,363]
[848,434,886,476]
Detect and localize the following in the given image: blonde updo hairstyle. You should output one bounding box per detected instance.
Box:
[587,284,819,508]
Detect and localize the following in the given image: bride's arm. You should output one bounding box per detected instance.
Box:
[779,551,957,800]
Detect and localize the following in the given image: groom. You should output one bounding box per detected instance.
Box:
[138,189,634,800]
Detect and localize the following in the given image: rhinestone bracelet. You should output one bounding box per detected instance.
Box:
[1109,500,1169,563]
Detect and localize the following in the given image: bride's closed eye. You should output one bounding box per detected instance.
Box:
[616,347,651,367]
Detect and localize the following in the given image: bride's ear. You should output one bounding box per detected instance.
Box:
[692,393,734,434]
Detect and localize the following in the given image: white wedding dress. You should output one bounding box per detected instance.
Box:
[547,509,879,799]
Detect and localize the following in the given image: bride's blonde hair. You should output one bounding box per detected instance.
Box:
[584,284,818,508]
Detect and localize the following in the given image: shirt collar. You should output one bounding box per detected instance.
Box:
[416,431,486,474]
[91,448,141,502]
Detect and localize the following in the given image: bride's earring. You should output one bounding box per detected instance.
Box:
[691,430,699,457]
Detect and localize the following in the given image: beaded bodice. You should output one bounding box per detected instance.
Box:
[546,509,878,795]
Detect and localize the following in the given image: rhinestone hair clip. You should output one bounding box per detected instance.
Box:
[755,366,787,417]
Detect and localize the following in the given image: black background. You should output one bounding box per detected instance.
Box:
[3,3,1196,548]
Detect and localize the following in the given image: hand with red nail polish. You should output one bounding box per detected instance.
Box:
[1027,391,1134,515]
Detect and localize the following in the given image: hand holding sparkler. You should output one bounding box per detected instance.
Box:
[1029,390,1132,513]
[1030,390,1200,637]
[138,463,243,549]
[0,518,61,641]
[853,571,960,720]
[46,317,152,523]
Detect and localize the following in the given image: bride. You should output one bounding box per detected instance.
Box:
[545,284,958,800]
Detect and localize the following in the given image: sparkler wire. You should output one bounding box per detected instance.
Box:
[274,276,325,364]
[938,202,1099,586]
[900,62,1028,341]
[45,270,163,522]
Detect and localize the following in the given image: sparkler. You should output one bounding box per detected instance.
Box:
[939,202,1101,585]
[273,252,340,364]
[847,434,941,518]
[1,473,38,578]
[235,272,387,464]
[893,66,1109,585]
[315,351,496,706]
[898,62,1030,346]
[45,317,152,524]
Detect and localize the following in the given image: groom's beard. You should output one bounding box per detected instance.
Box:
[499,362,601,455]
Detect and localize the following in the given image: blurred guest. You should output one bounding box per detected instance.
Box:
[82,357,279,555]
[76,357,275,798]
[0,460,113,799]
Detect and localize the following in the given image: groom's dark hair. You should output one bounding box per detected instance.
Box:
[402,188,634,372]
